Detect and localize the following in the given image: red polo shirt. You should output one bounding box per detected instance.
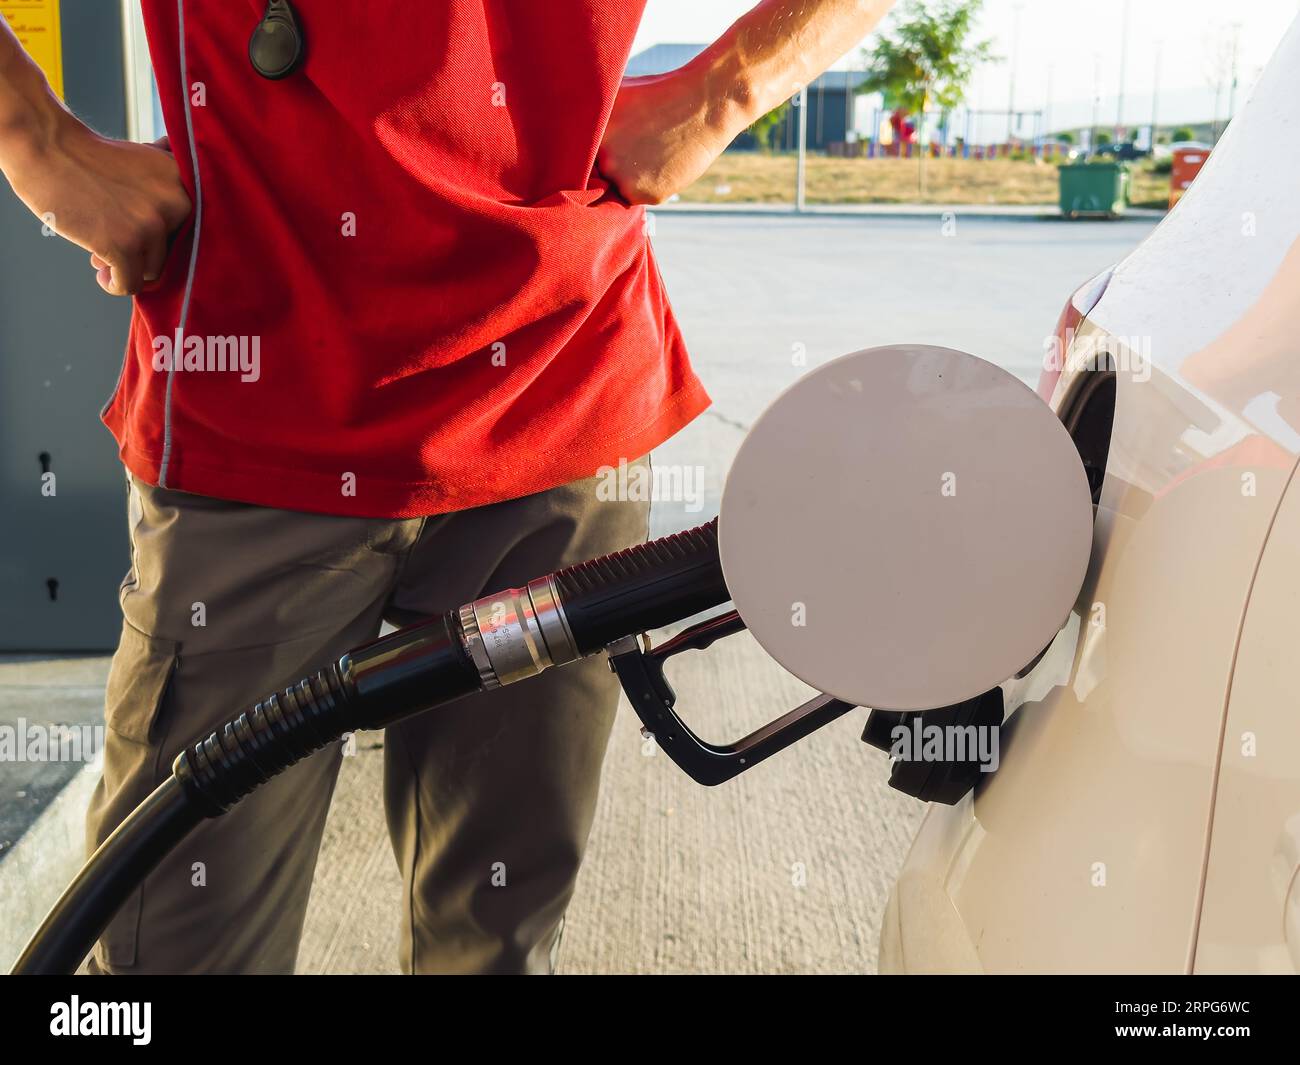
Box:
[104,0,709,517]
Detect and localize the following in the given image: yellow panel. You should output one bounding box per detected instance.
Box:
[1,0,63,99]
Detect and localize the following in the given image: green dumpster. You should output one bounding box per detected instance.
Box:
[1058,162,1130,219]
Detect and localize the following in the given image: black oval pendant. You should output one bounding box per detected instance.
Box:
[249,0,305,80]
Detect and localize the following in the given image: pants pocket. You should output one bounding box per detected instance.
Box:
[103,621,180,744]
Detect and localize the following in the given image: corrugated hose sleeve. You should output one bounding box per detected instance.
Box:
[552,519,730,654]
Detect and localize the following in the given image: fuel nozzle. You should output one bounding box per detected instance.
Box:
[860,687,1006,806]
[175,521,730,816]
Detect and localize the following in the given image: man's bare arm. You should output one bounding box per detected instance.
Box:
[0,16,63,147]
[0,18,189,295]
[598,0,895,205]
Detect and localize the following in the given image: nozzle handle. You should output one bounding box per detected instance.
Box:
[608,610,857,786]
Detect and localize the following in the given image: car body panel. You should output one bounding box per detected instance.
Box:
[1195,474,1300,973]
[881,15,1300,973]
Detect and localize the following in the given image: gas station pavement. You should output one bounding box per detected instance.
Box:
[1,212,1158,973]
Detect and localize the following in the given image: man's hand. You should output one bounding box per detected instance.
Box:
[596,73,741,206]
[597,0,895,206]
[3,118,191,296]
[0,19,190,296]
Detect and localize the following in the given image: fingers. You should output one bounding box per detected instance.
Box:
[141,223,170,286]
[95,242,144,297]
[95,249,137,297]
[592,151,637,206]
[150,137,194,230]
[89,253,112,292]
[89,209,172,296]
[158,188,193,232]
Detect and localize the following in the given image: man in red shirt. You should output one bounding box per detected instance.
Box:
[0,0,892,973]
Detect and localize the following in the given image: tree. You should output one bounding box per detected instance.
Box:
[1172,125,1196,143]
[748,102,790,152]
[858,0,999,121]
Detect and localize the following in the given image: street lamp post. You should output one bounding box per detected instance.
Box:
[1228,22,1242,122]
[1091,53,1102,157]
[1043,64,1054,150]
[1150,41,1162,146]
[1007,2,1024,144]
[795,83,808,212]
[1116,0,1131,141]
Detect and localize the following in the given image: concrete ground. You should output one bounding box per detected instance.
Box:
[1,212,1158,973]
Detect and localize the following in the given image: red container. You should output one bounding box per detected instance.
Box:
[1170,146,1209,207]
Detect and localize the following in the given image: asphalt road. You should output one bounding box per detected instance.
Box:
[1,212,1158,973]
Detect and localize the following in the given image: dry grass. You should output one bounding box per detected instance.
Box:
[677,152,1171,210]
[1129,165,1172,209]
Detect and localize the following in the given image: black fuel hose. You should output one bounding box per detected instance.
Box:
[13,777,202,976]
[13,520,726,974]
[553,520,727,653]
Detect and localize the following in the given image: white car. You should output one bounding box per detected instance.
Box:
[880,17,1300,974]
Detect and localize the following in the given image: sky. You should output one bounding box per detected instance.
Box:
[632,0,1300,129]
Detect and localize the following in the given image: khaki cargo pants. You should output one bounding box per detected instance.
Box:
[86,462,649,974]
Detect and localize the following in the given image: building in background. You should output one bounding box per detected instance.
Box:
[626,43,874,151]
